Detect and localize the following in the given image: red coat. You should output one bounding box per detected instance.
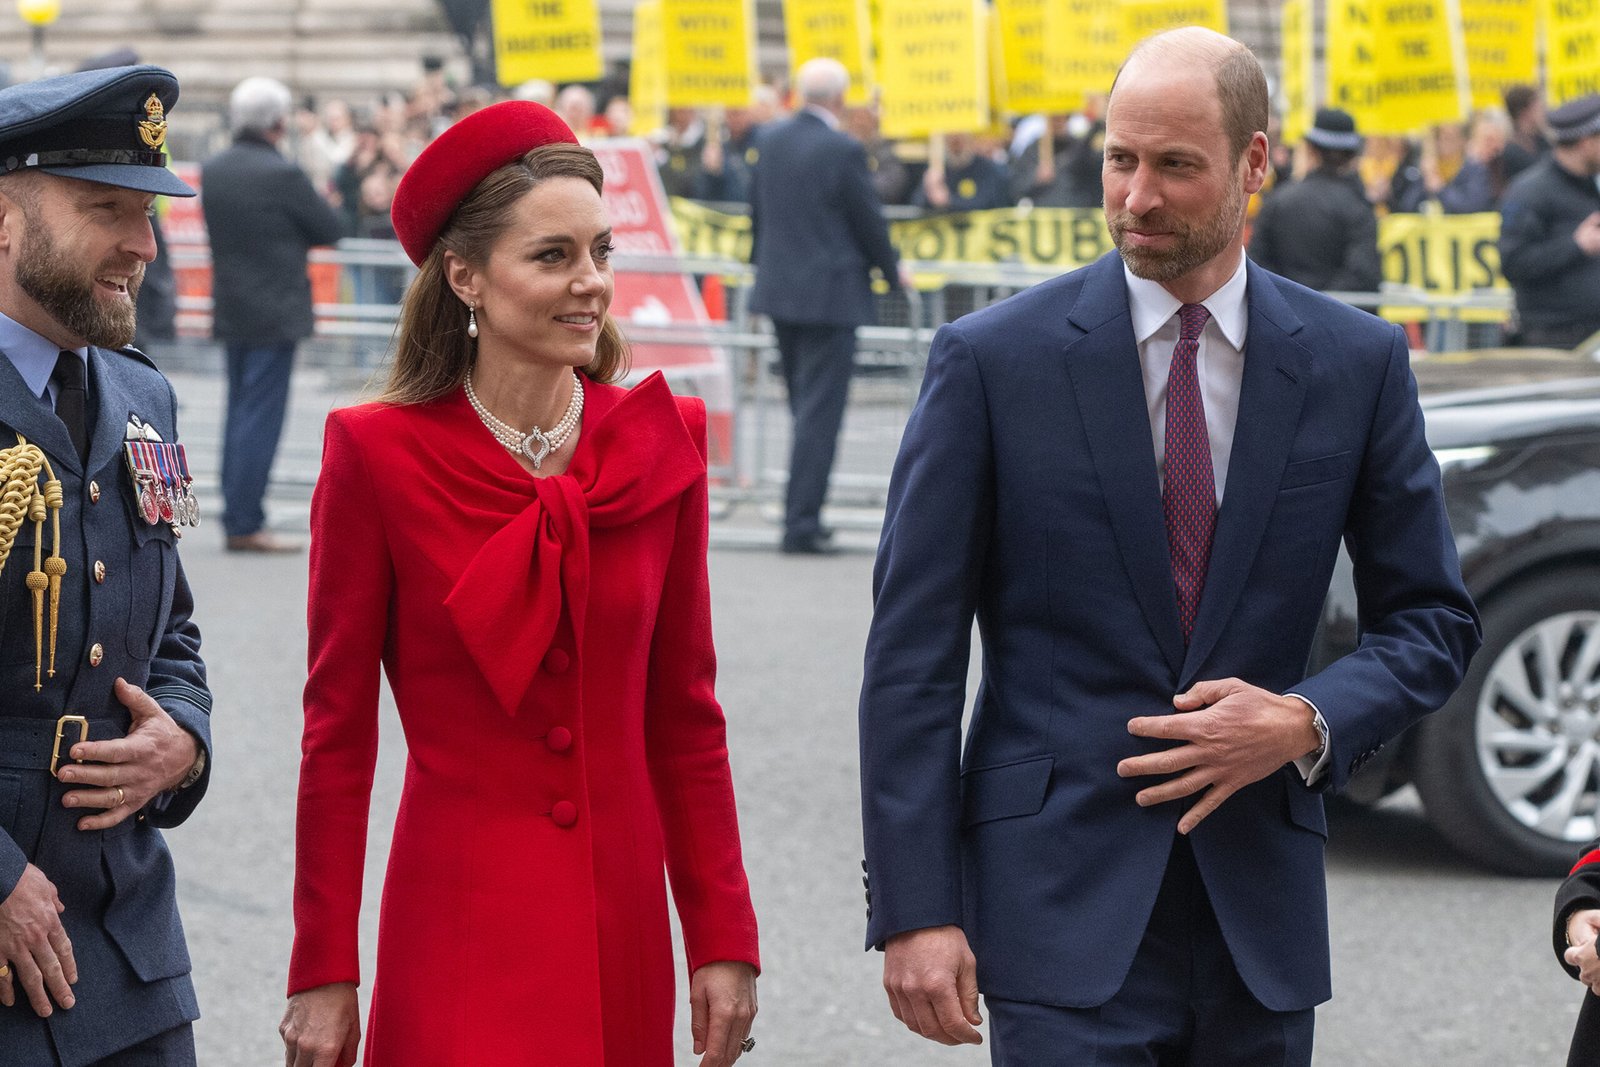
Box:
[289,373,760,1065]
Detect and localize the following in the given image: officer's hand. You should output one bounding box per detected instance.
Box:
[1120,679,1323,833]
[1567,909,1600,994]
[56,677,199,830]
[280,981,361,1067]
[1575,212,1600,257]
[882,925,983,1046]
[0,863,77,1016]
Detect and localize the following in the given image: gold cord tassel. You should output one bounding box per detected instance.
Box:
[27,482,45,691]
[40,462,63,677]
[0,436,64,691]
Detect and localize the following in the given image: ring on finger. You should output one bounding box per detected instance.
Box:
[740,1036,755,1053]
[0,963,9,978]
[114,786,124,807]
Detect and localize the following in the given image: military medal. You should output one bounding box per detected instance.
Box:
[150,442,175,523]
[125,440,161,525]
[173,443,200,526]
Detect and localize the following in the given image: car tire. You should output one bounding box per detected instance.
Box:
[1412,567,1600,876]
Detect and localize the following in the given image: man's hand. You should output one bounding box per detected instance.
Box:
[1119,679,1322,834]
[882,925,983,1046]
[1575,212,1600,257]
[689,960,757,1066]
[280,981,360,1067]
[1567,909,1600,994]
[56,677,199,831]
[0,863,77,1016]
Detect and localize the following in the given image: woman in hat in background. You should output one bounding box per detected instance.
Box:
[278,101,760,1067]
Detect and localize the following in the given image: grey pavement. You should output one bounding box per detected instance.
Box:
[152,347,1582,1066]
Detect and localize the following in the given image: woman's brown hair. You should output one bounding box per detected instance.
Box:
[379,142,630,405]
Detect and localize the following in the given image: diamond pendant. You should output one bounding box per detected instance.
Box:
[519,428,553,469]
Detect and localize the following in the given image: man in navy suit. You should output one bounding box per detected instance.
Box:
[859,28,1479,1063]
[749,58,903,554]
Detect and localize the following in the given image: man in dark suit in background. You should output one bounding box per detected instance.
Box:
[749,57,904,554]
[0,64,213,1066]
[859,28,1478,1063]
[202,76,343,553]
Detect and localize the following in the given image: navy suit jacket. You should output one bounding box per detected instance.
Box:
[748,109,900,327]
[0,347,212,1065]
[859,252,1479,1011]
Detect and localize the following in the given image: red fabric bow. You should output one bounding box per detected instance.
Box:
[444,374,703,715]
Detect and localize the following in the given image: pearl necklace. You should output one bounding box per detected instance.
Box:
[463,370,584,469]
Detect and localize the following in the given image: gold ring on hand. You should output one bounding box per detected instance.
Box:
[114,786,124,807]
[0,963,9,979]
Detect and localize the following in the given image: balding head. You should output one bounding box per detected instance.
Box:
[1113,27,1267,162]
[797,58,850,111]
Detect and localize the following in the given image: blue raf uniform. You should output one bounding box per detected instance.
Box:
[0,65,211,1066]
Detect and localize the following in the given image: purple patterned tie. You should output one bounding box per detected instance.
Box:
[1164,303,1214,645]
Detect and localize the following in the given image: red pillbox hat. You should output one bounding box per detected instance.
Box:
[391,101,578,266]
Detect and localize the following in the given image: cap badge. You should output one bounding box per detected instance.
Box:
[138,93,167,150]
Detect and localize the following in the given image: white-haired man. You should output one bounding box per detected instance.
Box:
[748,57,906,553]
[201,76,343,552]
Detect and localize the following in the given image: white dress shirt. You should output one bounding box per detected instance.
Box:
[1122,252,1331,783]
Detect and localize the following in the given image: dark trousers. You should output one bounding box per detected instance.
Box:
[987,836,1314,1066]
[221,341,297,537]
[771,321,856,543]
[57,1023,195,1066]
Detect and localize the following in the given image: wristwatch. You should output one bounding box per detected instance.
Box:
[178,749,206,790]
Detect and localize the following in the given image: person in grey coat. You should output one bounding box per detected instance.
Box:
[201,77,344,552]
[0,64,213,1067]
[748,58,905,554]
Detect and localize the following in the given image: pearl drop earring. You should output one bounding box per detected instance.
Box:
[467,302,479,339]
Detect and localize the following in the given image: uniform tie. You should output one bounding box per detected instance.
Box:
[49,351,89,463]
[1163,303,1213,645]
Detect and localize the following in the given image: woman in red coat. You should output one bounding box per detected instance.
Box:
[279,102,760,1067]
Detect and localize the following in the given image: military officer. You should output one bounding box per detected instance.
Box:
[0,66,212,1065]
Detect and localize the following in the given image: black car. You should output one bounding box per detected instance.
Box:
[1311,346,1600,875]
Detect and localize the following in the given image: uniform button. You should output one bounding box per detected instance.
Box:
[88,481,100,503]
[542,649,570,674]
[93,560,106,584]
[546,726,573,753]
[550,800,578,827]
[88,643,104,667]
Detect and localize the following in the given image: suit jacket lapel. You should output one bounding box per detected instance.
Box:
[0,350,78,470]
[1063,254,1186,678]
[1180,265,1310,683]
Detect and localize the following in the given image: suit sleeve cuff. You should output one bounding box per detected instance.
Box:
[1287,693,1331,786]
[0,833,26,901]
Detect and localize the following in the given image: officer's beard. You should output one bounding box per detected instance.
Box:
[14,218,143,350]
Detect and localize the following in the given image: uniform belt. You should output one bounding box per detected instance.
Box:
[0,715,125,772]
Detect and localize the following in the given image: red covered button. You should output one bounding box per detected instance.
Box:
[546,726,573,753]
[550,800,578,827]
[543,649,570,674]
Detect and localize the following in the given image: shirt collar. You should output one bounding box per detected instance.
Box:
[1124,252,1250,349]
[0,310,88,399]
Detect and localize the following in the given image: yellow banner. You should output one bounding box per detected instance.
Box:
[1121,0,1228,42]
[491,0,604,86]
[1373,0,1467,133]
[1044,0,1124,113]
[784,0,875,105]
[629,1,668,136]
[1327,0,1383,131]
[1460,0,1537,108]
[1545,0,1600,104]
[668,201,1510,313]
[995,0,1074,114]
[878,0,989,137]
[1279,0,1313,145]
[662,0,757,108]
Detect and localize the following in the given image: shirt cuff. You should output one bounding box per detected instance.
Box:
[1287,693,1330,786]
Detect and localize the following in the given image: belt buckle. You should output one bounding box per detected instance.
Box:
[51,715,88,775]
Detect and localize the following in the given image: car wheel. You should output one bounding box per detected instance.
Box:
[1412,567,1600,876]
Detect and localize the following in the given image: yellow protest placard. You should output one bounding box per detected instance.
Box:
[491,0,604,86]
[1279,0,1313,145]
[785,0,874,105]
[1044,0,1123,113]
[662,0,757,108]
[878,0,989,137]
[1372,0,1467,133]
[1120,0,1227,42]
[1327,0,1384,131]
[995,0,1073,114]
[1460,0,1537,109]
[630,1,667,135]
[1544,0,1600,104]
